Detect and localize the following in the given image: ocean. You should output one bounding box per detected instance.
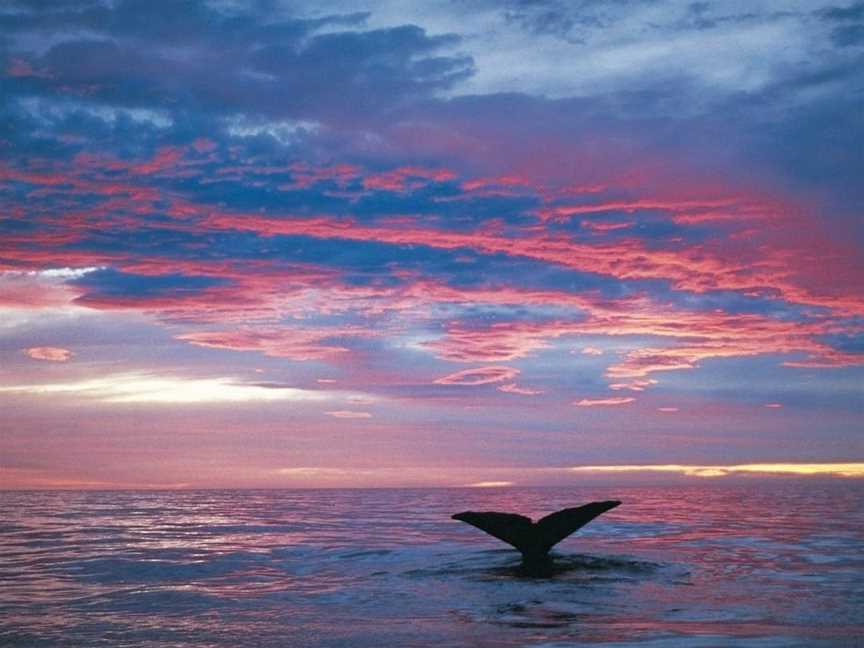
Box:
[1,483,862,647]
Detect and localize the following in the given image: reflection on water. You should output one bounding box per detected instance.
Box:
[1,483,862,647]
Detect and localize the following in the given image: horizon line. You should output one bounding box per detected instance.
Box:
[2,462,863,491]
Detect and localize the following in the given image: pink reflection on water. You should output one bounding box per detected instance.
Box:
[1,483,862,646]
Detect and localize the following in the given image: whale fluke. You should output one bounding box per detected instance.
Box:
[452,500,621,571]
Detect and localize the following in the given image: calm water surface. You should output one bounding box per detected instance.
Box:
[1,483,862,647]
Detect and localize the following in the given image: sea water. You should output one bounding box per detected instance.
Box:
[1,483,862,647]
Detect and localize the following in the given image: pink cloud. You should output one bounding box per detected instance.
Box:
[23,346,74,362]
[8,151,862,318]
[0,273,82,308]
[657,407,679,413]
[425,323,552,362]
[461,174,531,192]
[284,162,360,189]
[176,327,368,360]
[363,166,456,192]
[14,244,848,384]
[420,295,863,388]
[580,346,604,356]
[457,174,534,198]
[199,195,863,316]
[130,146,184,175]
[610,379,658,391]
[4,153,862,391]
[537,197,744,222]
[192,138,217,153]
[580,220,633,232]
[6,58,51,79]
[325,411,372,418]
[497,383,543,395]
[575,397,635,407]
[434,366,520,385]
[764,403,783,408]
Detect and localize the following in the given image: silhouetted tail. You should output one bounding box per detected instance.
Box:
[452,500,621,565]
[532,501,621,554]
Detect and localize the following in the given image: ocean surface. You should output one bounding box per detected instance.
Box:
[1,483,863,647]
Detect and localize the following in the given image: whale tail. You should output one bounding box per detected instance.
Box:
[452,500,621,569]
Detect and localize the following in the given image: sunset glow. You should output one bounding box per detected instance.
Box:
[1,1,861,489]
[570,463,864,478]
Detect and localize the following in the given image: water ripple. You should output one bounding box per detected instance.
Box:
[1,483,862,647]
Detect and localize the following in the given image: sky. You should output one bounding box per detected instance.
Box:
[1,0,862,489]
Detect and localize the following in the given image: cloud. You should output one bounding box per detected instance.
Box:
[0,269,97,309]
[200,201,864,316]
[434,366,520,385]
[466,481,513,487]
[9,6,473,124]
[570,463,864,478]
[362,166,456,192]
[1,0,862,488]
[325,410,372,418]
[497,383,543,395]
[610,379,657,392]
[23,346,74,362]
[817,3,864,22]
[537,197,743,222]
[176,327,367,360]
[426,323,553,362]
[657,406,679,413]
[0,374,328,404]
[424,294,864,389]
[830,24,864,46]
[580,346,604,355]
[574,396,635,407]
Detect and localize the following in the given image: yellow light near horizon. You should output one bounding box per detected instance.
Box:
[468,481,515,488]
[734,463,864,477]
[569,463,864,478]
